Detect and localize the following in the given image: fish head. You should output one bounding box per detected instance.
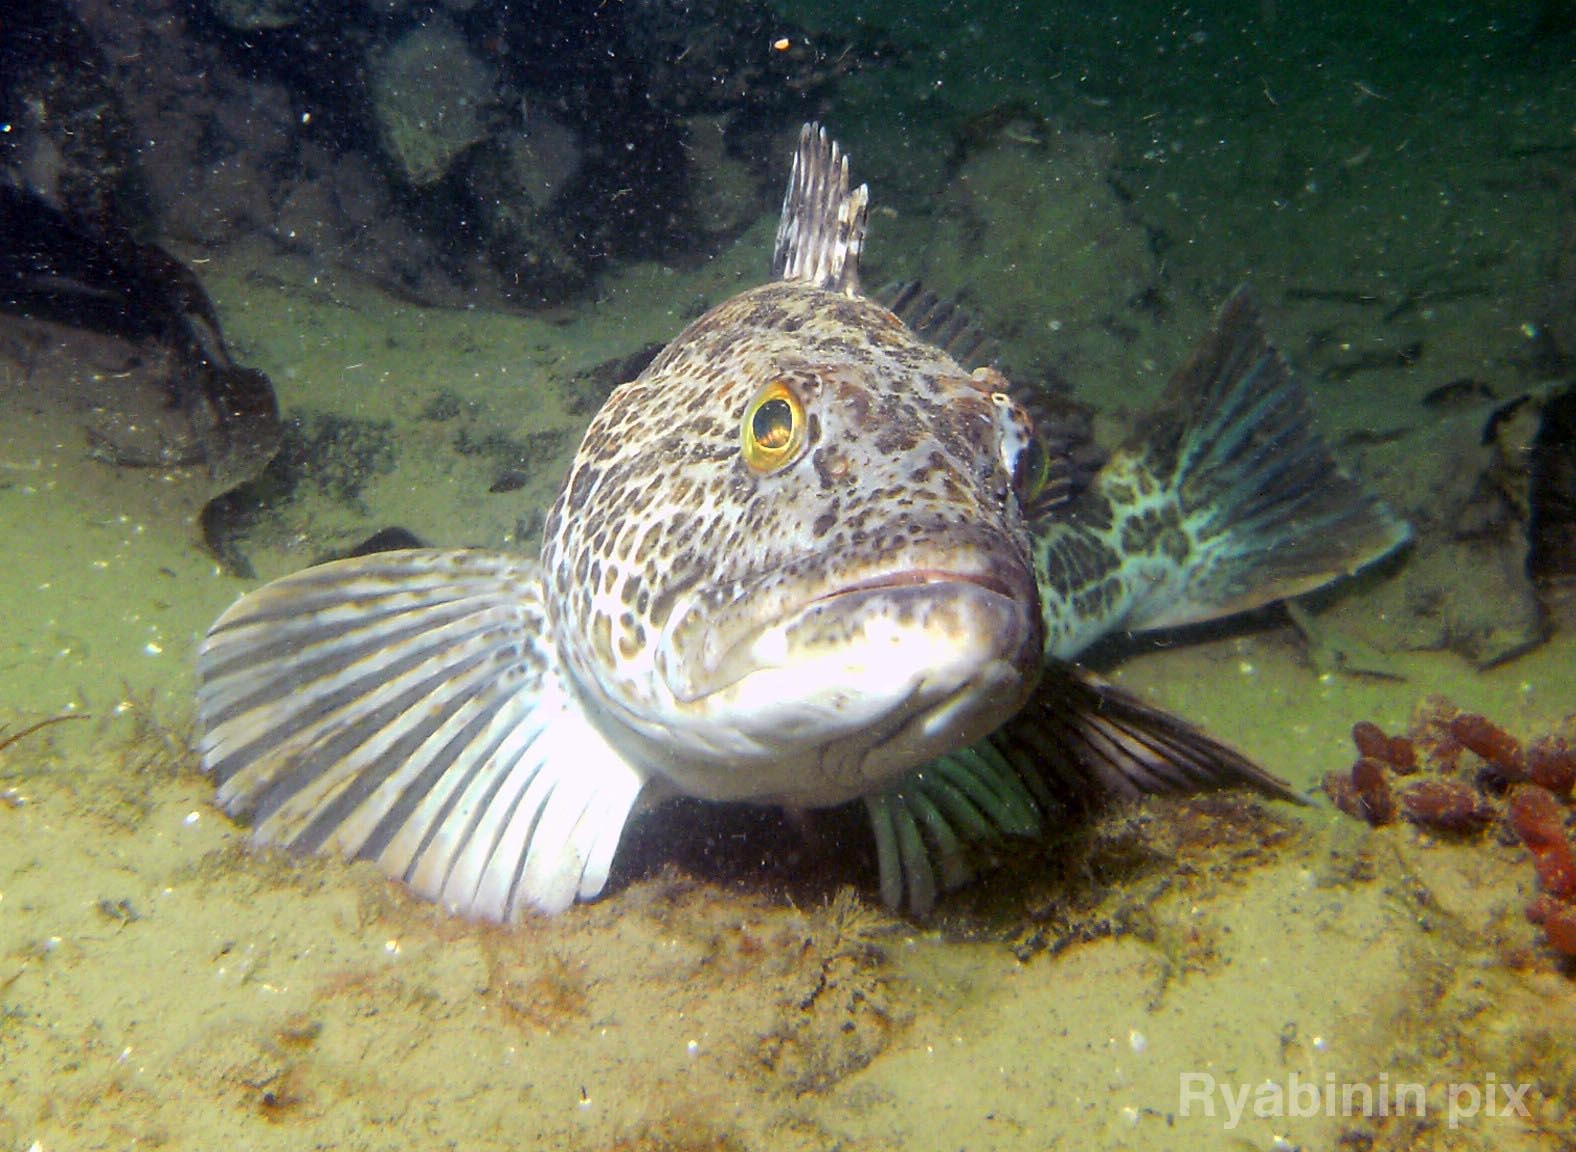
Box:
[542,280,1046,807]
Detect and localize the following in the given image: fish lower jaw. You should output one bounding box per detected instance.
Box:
[652,661,1036,808]
[632,646,1039,809]
[663,572,1043,703]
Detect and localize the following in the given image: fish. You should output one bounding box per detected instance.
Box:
[195,124,1410,919]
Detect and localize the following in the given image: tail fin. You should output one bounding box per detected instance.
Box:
[1105,287,1409,633]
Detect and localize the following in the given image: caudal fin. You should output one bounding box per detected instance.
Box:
[196,549,647,920]
[1118,287,1410,632]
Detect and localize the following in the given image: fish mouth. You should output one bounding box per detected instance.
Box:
[647,552,1045,805]
[659,548,1043,705]
[808,566,1020,605]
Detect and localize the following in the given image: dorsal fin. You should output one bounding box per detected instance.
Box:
[877,280,999,370]
[772,123,869,296]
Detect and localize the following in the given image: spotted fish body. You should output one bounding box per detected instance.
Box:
[540,277,1046,809]
[196,125,1407,920]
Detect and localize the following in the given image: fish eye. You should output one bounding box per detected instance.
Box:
[741,380,806,472]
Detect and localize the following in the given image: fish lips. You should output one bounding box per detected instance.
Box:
[658,553,1045,711]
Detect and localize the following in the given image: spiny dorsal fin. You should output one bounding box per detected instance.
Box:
[772,123,869,296]
[876,280,999,370]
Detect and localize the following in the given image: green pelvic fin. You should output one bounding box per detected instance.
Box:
[864,740,1048,915]
[864,660,1302,915]
[1124,285,1410,631]
[196,549,647,921]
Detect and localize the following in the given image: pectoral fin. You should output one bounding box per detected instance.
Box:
[196,549,647,920]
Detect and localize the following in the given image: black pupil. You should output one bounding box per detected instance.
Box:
[753,397,794,450]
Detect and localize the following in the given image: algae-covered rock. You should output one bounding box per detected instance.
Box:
[684,114,765,239]
[205,0,315,31]
[461,102,588,298]
[492,102,583,215]
[916,127,1163,391]
[369,16,495,187]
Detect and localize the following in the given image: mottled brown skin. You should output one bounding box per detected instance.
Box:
[541,280,1045,806]
[1032,453,1192,656]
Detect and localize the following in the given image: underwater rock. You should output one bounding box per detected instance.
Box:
[495,103,582,216]
[204,0,314,31]
[1,3,280,543]
[914,125,1160,389]
[460,101,589,296]
[1529,383,1576,618]
[0,184,280,495]
[197,408,402,576]
[0,0,138,233]
[1350,399,1546,668]
[684,114,769,240]
[369,16,496,187]
[621,0,846,119]
[1537,162,1576,369]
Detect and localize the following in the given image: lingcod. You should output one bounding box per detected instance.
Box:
[195,124,1409,919]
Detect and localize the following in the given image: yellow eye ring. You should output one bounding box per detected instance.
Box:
[741,380,806,473]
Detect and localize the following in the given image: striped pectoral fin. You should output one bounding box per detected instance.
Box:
[196,549,647,921]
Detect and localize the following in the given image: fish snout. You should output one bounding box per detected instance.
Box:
[657,537,1043,709]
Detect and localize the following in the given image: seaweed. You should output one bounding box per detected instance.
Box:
[273,411,398,507]
[453,425,571,492]
[754,886,907,1094]
[563,344,664,416]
